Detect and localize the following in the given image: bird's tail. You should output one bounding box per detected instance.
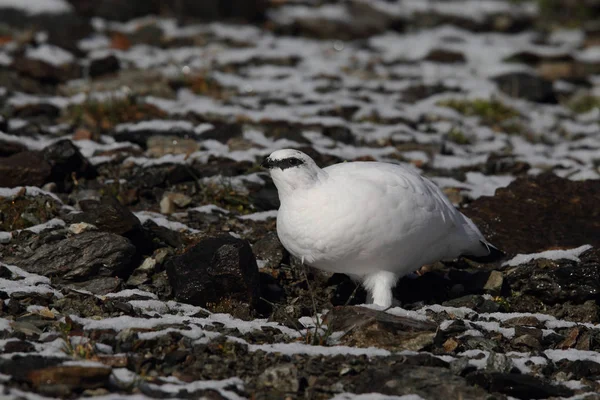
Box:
[463,240,505,263]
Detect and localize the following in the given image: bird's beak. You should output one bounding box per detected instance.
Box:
[261,157,272,169]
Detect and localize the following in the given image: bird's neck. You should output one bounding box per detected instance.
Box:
[272,169,327,199]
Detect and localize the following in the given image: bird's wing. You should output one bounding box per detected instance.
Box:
[324,161,461,224]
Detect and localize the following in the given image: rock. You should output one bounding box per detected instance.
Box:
[13,54,81,83]
[0,138,27,157]
[464,174,600,255]
[4,340,36,353]
[424,49,466,63]
[325,306,438,351]
[493,71,556,103]
[502,316,544,328]
[250,181,280,211]
[197,123,243,143]
[466,372,574,399]
[68,196,141,236]
[562,360,600,380]
[256,364,299,394]
[483,270,504,296]
[485,352,514,373]
[7,231,136,282]
[322,126,355,144]
[88,54,120,78]
[42,139,97,189]
[252,232,287,269]
[28,365,112,391]
[505,258,600,304]
[353,365,491,399]
[165,236,261,310]
[511,334,542,350]
[68,222,98,234]
[147,136,200,157]
[66,0,159,21]
[443,295,500,313]
[0,356,64,382]
[129,164,194,189]
[126,256,158,287]
[160,192,192,215]
[0,151,52,188]
[64,277,123,295]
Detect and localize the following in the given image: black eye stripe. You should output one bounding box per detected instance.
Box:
[269,157,305,170]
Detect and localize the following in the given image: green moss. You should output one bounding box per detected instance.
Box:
[568,95,600,114]
[537,0,596,29]
[446,128,471,145]
[438,98,520,126]
[199,181,253,214]
[63,94,165,132]
[0,195,61,231]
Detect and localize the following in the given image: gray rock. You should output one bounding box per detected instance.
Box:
[0,151,52,188]
[252,232,287,270]
[353,365,492,399]
[485,352,514,373]
[256,363,299,393]
[165,236,261,309]
[8,232,136,282]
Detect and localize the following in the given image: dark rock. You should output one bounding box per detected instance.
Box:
[11,103,62,119]
[42,139,97,189]
[250,180,280,211]
[66,0,159,21]
[114,123,195,149]
[0,355,64,382]
[191,157,251,178]
[252,232,287,269]
[130,164,194,188]
[197,123,243,143]
[0,138,27,157]
[69,0,267,22]
[506,258,600,304]
[502,316,544,328]
[28,365,112,391]
[0,9,91,52]
[464,174,600,255]
[424,49,466,63]
[67,196,141,236]
[89,54,120,78]
[329,273,367,306]
[511,334,542,350]
[7,232,136,282]
[13,55,81,84]
[443,295,500,313]
[165,236,261,310]
[325,306,437,351]
[493,72,556,103]
[322,126,355,144]
[4,340,36,353]
[562,359,600,380]
[64,277,123,295]
[466,372,574,399]
[352,365,491,399]
[0,151,52,188]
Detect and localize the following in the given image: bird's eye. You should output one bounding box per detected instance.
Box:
[289,158,302,166]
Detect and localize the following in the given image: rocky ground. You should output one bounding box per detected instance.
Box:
[1,0,600,399]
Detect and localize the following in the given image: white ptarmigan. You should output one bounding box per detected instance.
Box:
[262,149,503,307]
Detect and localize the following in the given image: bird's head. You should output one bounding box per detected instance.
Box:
[261,149,324,196]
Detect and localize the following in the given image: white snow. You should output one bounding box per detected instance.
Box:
[238,210,278,221]
[0,0,72,14]
[503,245,593,267]
[26,44,75,66]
